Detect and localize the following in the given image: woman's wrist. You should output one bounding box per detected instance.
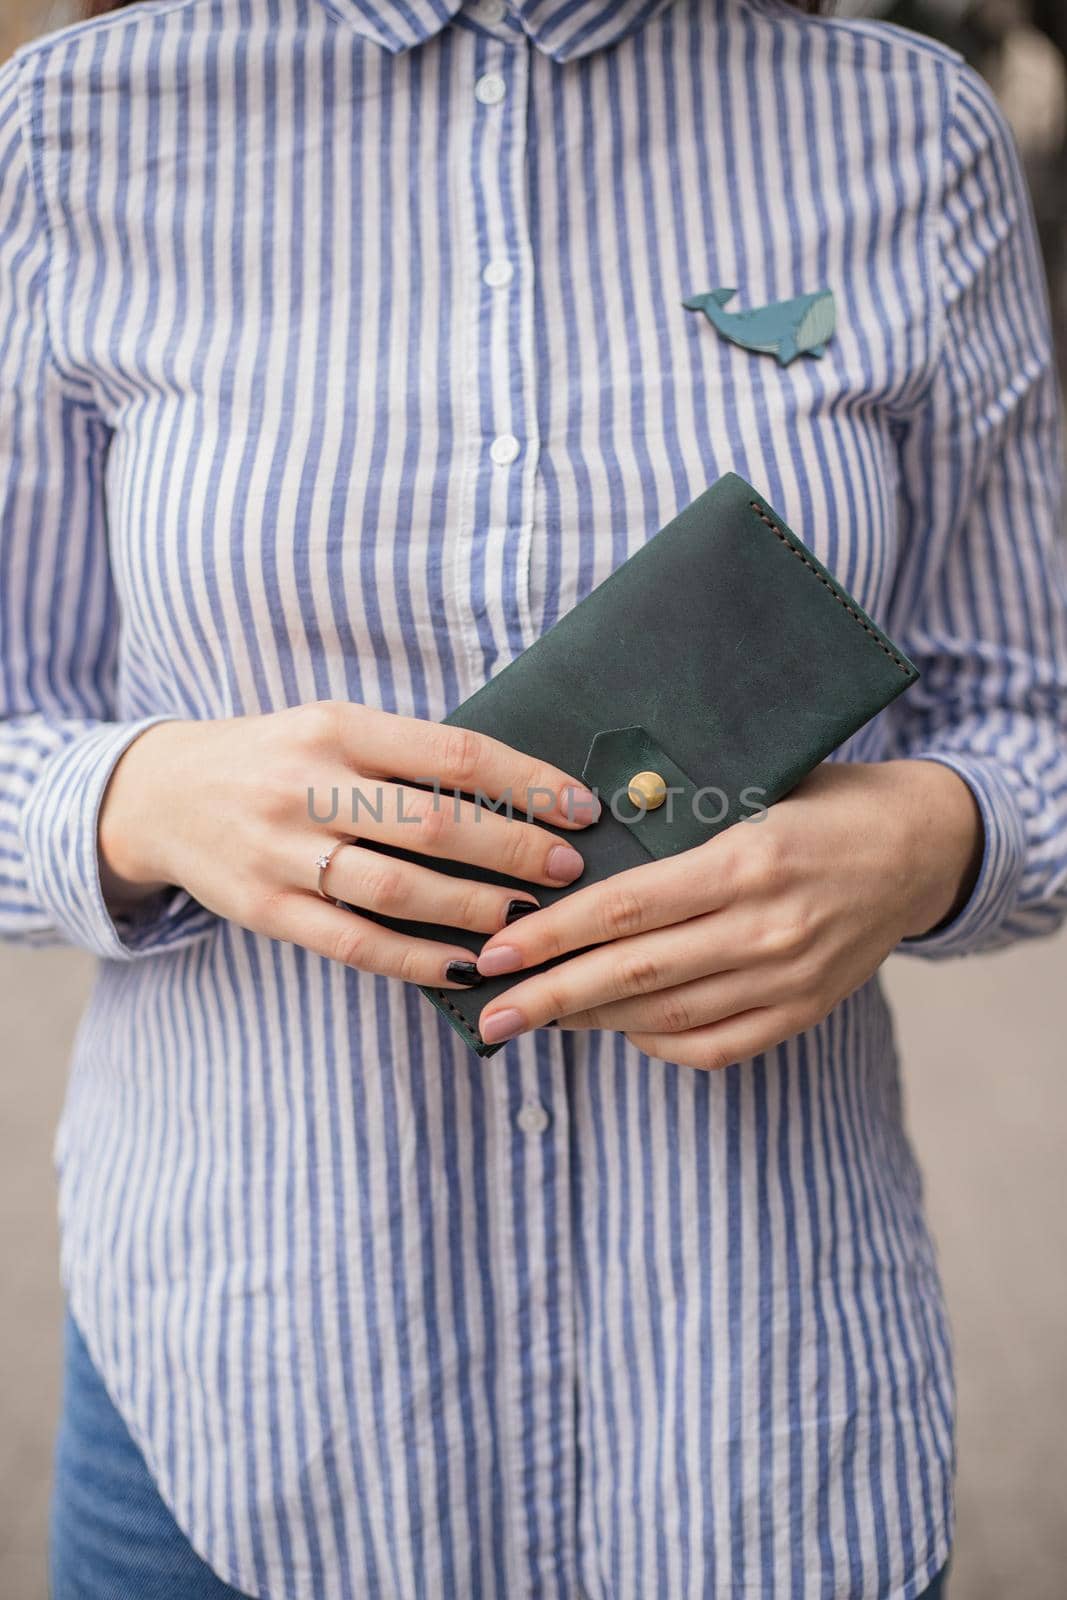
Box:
[881,758,984,938]
[98,721,192,909]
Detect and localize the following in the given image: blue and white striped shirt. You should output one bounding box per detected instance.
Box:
[3,0,1066,1594]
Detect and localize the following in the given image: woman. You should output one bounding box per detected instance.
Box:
[2,0,1064,1592]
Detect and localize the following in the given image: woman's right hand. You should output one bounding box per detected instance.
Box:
[97,701,600,988]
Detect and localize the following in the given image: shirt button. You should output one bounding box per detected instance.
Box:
[482,257,514,288]
[516,1099,550,1135]
[472,0,507,21]
[475,73,507,106]
[489,433,520,466]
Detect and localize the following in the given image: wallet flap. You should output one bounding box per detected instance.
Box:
[580,725,710,858]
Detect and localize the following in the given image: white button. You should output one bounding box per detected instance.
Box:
[516,1100,550,1135]
[482,258,514,289]
[489,433,520,466]
[475,73,507,106]
[473,0,506,21]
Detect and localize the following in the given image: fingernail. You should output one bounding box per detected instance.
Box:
[480,1007,526,1045]
[477,944,524,977]
[546,843,584,884]
[444,960,482,987]
[504,898,538,926]
[560,784,601,824]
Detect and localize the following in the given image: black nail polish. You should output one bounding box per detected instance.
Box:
[505,899,538,926]
[445,960,482,987]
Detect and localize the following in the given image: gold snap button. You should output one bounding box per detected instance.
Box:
[627,771,667,810]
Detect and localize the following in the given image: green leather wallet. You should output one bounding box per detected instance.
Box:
[369,473,918,1055]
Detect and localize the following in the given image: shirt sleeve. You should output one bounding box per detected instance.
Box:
[0,58,215,960]
[884,60,1067,959]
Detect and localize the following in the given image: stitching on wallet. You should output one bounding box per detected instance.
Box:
[747,501,911,676]
[431,987,482,1047]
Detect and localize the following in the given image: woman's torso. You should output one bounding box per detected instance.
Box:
[26,0,955,1593]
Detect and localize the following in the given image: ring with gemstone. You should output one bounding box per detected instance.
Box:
[315,839,353,904]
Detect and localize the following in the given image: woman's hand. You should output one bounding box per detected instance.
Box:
[97,702,599,987]
[473,760,984,1064]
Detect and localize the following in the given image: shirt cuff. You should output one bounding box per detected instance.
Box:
[896,751,1028,959]
[18,716,216,960]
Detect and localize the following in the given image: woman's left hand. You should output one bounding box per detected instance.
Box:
[474,759,984,1066]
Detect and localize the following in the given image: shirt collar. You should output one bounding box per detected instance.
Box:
[320,0,680,64]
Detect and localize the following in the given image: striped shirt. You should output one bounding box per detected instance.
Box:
[2,0,1066,1594]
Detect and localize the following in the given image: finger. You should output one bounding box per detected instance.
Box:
[275,894,491,988]
[476,916,733,1046]
[337,706,601,829]
[475,837,739,977]
[556,967,772,1034]
[317,842,539,934]
[625,1004,800,1071]
[319,778,589,890]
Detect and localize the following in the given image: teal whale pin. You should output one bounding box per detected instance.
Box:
[682,287,836,366]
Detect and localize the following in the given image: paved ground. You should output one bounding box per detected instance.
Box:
[1,932,1065,1599]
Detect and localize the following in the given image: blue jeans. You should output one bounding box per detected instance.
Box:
[50,1313,249,1599]
[51,1308,950,1598]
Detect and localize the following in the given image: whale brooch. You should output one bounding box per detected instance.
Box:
[682,287,836,366]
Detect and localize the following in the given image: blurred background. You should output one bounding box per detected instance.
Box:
[1,1,1065,1598]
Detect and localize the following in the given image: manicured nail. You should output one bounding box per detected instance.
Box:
[480,1007,526,1045]
[477,944,524,977]
[546,843,584,884]
[560,784,601,824]
[504,898,538,926]
[444,960,482,987]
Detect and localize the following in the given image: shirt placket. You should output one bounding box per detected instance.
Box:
[451,7,576,1595]
[450,0,541,695]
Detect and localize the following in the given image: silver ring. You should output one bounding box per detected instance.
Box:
[315,838,353,904]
